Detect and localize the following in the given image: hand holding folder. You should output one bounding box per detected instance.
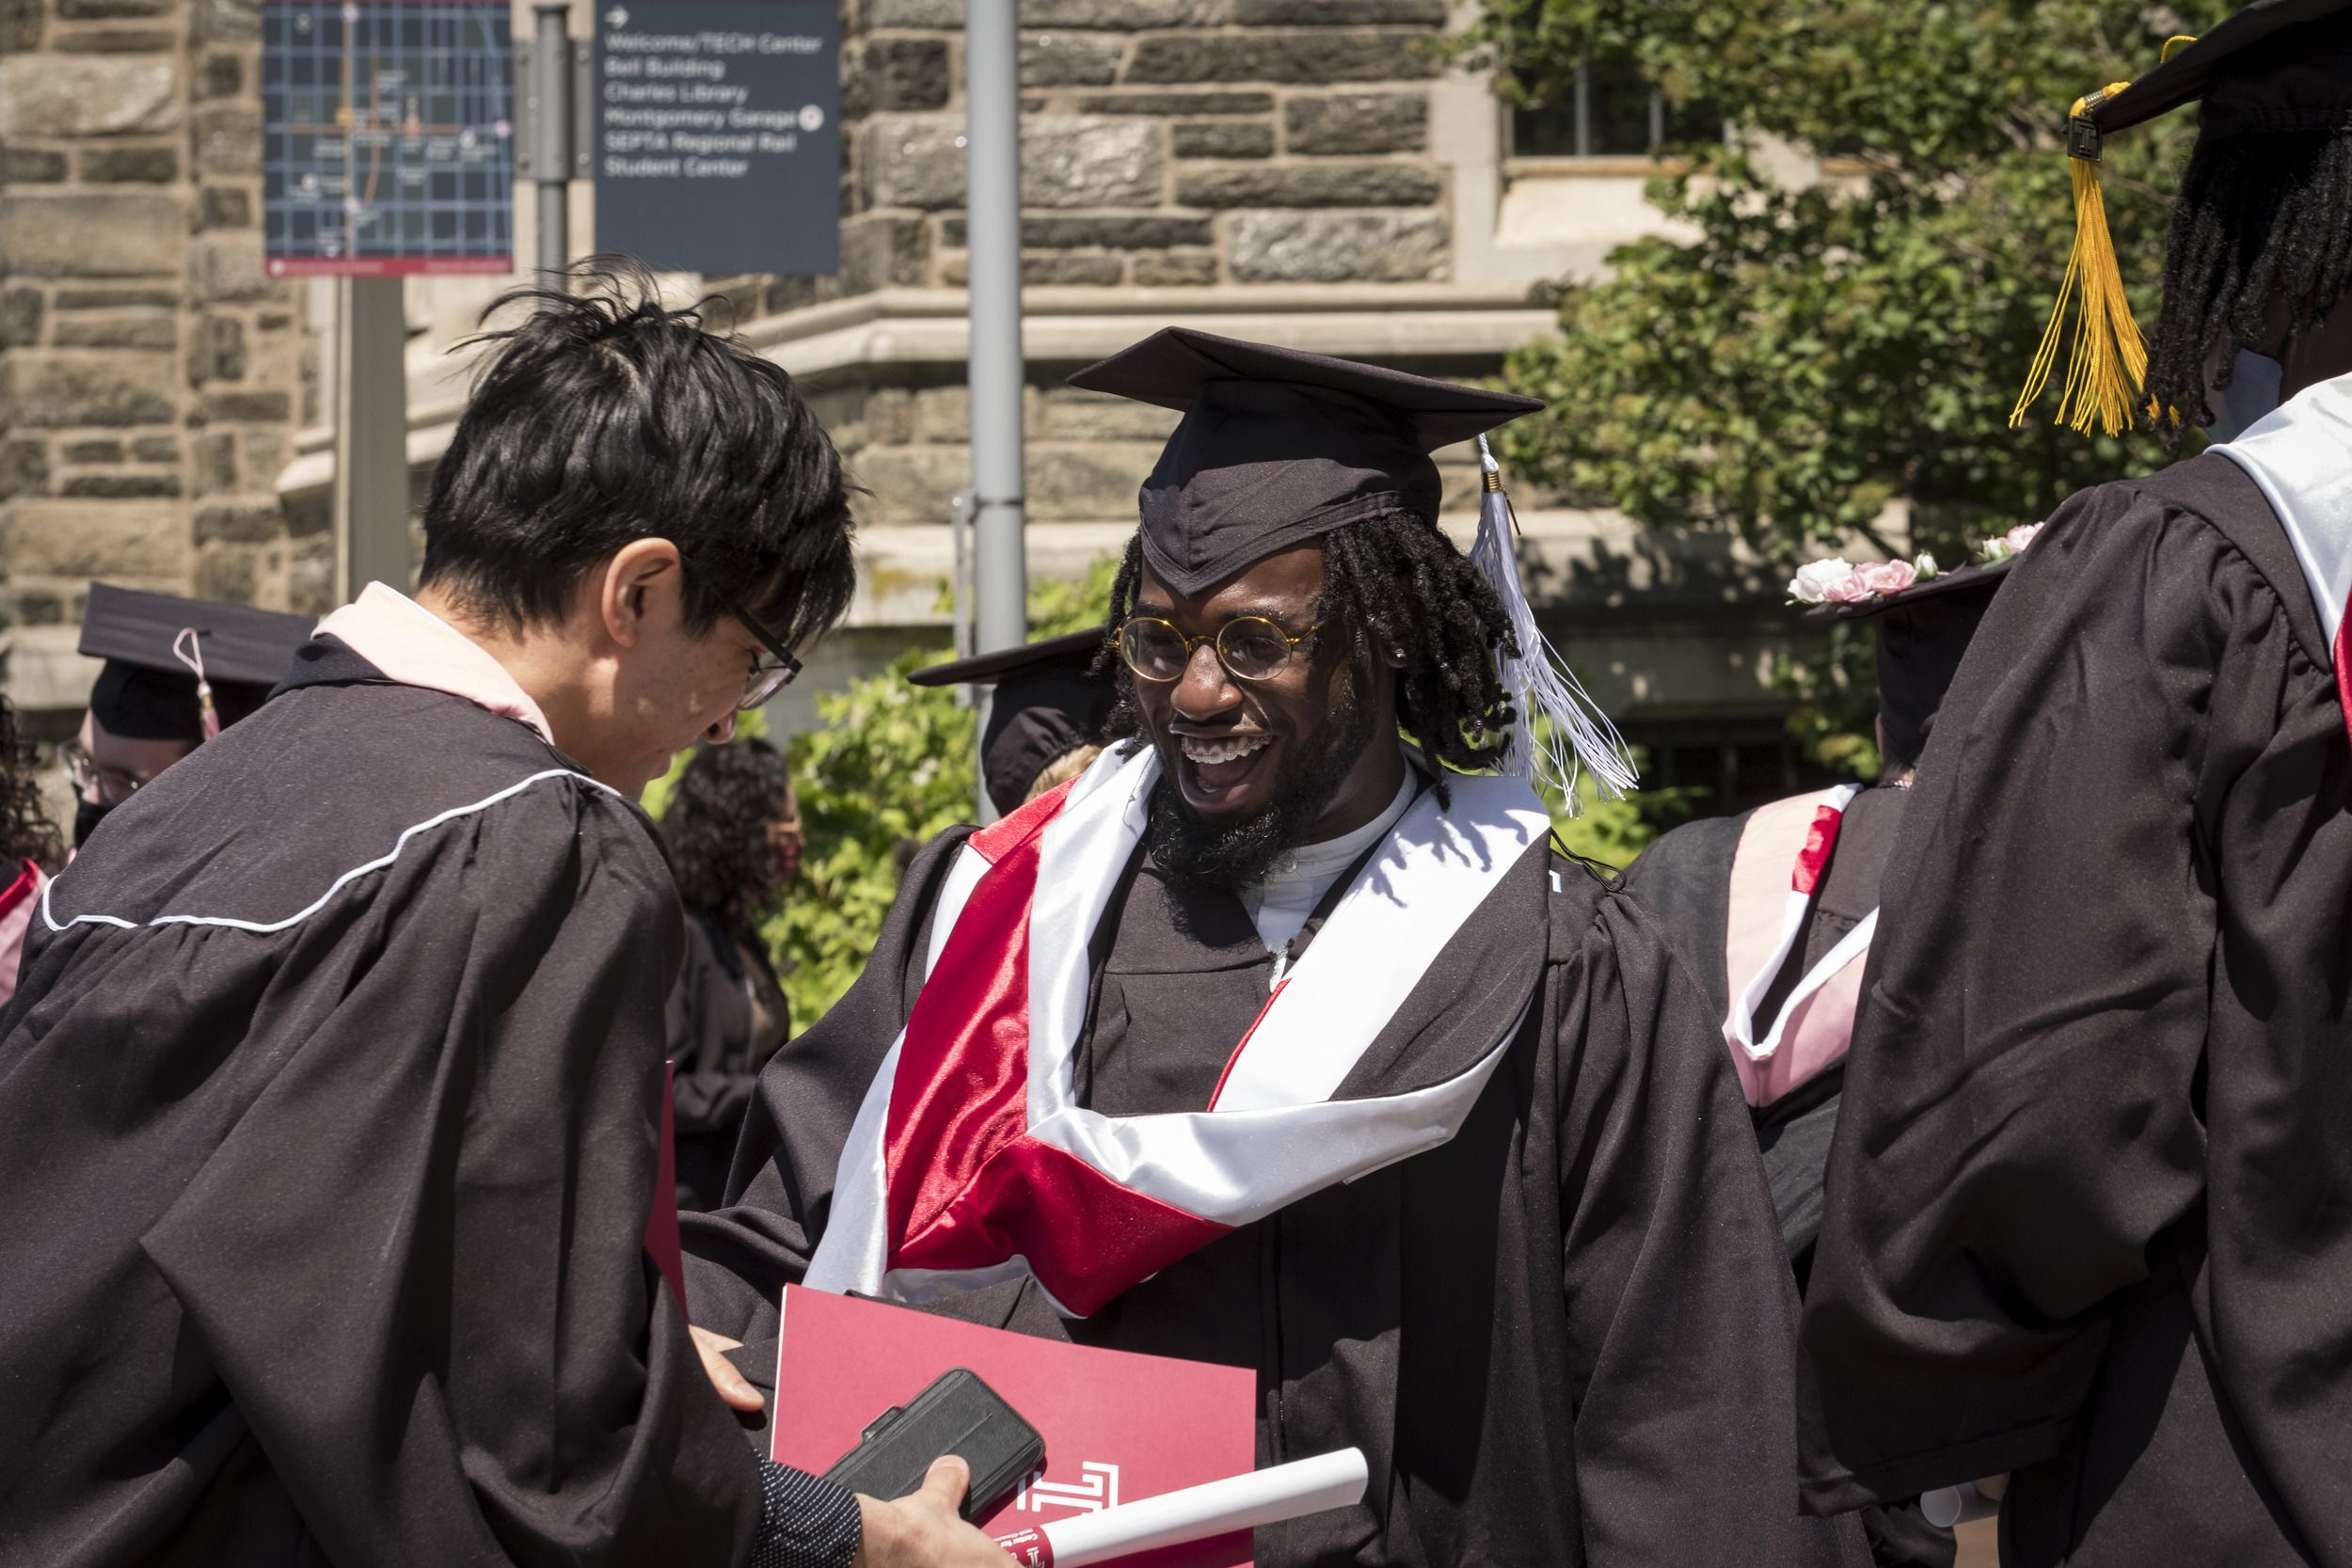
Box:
[771,1286,1282,1567]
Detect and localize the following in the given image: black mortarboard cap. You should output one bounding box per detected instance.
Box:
[1066,327,1544,596]
[1806,560,2015,774]
[909,627,1117,816]
[79,583,315,743]
[2087,0,2352,136]
[2013,0,2352,436]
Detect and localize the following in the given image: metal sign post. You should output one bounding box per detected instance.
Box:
[333,277,411,596]
[514,0,588,290]
[963,0,1026,824]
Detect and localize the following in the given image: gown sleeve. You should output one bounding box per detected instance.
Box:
[1550,881,1867,1568]
[677,827,973,1345]
[133,778,783,1568]
[1796,478,2292,1510]
[1617,811,1743,1024]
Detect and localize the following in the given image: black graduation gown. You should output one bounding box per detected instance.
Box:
[667,909,789,1212]
[1629,786,1907,1285]
[1629,791,1954,1568]
[0,641,777,1568]
[683,817,1870,1568]
[1797,455,2352,1568]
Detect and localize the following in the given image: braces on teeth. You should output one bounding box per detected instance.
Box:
[1181,736,1272,765]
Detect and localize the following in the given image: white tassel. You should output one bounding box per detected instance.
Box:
[1469,436,1640,815]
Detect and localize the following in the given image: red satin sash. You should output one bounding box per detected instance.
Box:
[879,785,1229,1316]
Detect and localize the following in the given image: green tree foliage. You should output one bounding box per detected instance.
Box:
[1550,745,1697,869]
[1466,0,2232,557]
[757,556,1122,1023]
[768,645,981,1022]
[1455,0,2228,768]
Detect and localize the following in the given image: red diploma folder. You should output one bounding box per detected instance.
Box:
[770,1285,1259,1568]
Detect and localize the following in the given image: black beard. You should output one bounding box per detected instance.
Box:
[1145,679,1378,894]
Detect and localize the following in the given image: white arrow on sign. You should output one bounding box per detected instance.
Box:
[605,5,628,25]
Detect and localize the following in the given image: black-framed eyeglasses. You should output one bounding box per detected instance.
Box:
[1117,615,1322,684]
[721,597,802,710]
[681,555,803,710]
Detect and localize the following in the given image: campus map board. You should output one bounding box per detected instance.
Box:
[262,0,516,277]
[593,0,840,276]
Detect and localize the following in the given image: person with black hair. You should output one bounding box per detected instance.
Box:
[680,329,1865,1568]
[0,260,1006,1568]
[1794,8,2352,1565]
[663,737,801,1212]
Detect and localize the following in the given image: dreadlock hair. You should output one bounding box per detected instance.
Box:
[2143,125,2352,448]
[1099,509,1521,790]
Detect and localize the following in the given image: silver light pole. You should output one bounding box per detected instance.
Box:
[530,0,572,293]
[332,277,411,599]
[962,0,1027,823]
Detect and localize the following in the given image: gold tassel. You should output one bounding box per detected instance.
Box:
[2009,83,2148,436]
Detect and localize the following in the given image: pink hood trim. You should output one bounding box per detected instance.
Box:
[315,583,554,745]
[1721,787,1873,1109]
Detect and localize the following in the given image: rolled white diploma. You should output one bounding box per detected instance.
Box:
[993,1448,1369,1568]
[1919,1474,2008,1528]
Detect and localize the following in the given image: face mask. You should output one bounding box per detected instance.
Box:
[72,795,113,850]
[2203,348,2286,444]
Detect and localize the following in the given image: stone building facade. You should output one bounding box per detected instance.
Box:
[3,0,1857,804]
[1,0,321,722]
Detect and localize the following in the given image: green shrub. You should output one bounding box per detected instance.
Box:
[759,557,1120,1023]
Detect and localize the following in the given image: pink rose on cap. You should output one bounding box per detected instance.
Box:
[1821,573,1877,603]
[1979,521,2044,563]
[1857,560,1917,595]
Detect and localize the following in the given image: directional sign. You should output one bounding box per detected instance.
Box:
[594,0,840,276]
[262,0,515,276]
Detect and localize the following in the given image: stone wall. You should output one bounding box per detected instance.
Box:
[0,0,318,711]
[683,0,1471,562]
[0,0,1817,755]
[705,0,1453,316]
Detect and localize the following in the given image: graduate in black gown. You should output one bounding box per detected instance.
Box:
[683,328,1868,1568]
[664,737,801,1212]
[906,626,1115,816]
[1629,556,2015,1568]
[65,583,313,848]
[1796,8,2352,1564]
[0,265,1007,1568]
[1629,555,2013,1292]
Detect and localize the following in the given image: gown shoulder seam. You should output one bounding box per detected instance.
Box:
[2108,458,2331,675]
[40,768,621,938]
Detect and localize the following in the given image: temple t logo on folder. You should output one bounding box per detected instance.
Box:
[1018,1462,1120,1514]
[771,1286,1258,1567]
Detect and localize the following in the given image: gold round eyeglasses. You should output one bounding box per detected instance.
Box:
[1116,616,1321,684]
